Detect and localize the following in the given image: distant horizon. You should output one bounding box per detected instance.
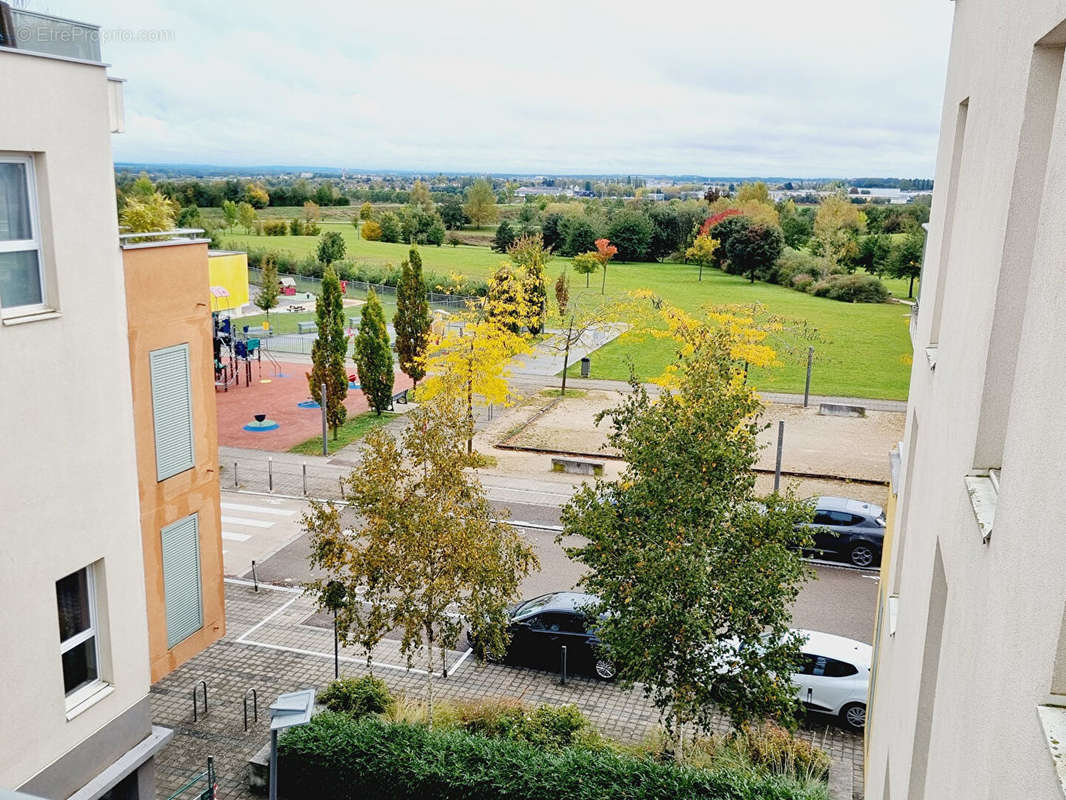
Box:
[114,162,935,183]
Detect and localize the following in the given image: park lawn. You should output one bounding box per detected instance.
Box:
[223,222,522,280]
[226,228,913,399]
[235,298,399,332]
[559,262,914,400]
[289,411,398,455]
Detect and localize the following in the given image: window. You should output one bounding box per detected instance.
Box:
[799,653,858,678]
[150,343,195,481]
[56,567,98,696]
[815,510,858,526]
[162,514,203,648]
[0,154,45,314]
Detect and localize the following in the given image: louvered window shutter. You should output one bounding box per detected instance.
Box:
[161,514,203,648]
[149,343,195,480]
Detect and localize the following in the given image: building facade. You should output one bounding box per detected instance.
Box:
[123,238,226,683]
[0,9,171,798]
[866,2,1066,798]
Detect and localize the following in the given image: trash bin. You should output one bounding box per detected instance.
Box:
[580,357,591,378]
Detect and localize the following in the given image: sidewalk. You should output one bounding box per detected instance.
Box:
[150,581,864,799]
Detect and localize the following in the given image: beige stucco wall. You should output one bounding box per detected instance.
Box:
[867,3,1066,798]
[0,51,151,788]
[123,241,226,683]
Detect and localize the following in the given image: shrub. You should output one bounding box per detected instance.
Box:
[305,221,322,236]
[290,218,305,235]
[263,219,288,236]
[278,713,828,800]
[446,233,461,247]
[730,723,830,782]
[791,273,815,292]
[317,677,394,718]
[810,273,889,303]
[362,220,383,241]
[773,249,835,286]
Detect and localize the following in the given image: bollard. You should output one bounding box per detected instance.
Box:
[302,463,308,495]
[243,688,258,732]
[339,477,345,500]
[774,420,785,493]
[233,461,239,488]
[267,457,273,493]
[560,645,568,685]
[251,560,259,592]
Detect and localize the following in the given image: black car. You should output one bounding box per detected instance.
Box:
[798,496,886,568]
[468,592,616,680]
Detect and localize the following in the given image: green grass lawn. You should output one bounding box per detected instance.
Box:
[228,230,914,399]
[288,411,398,455]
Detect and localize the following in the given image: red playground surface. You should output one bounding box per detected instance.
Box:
[215,361,412,451]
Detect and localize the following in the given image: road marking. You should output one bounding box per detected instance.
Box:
[221,515,275,528]
[222,502,297,516]
[222,531,252,542]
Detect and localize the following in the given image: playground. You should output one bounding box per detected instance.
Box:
[214,358,413,451]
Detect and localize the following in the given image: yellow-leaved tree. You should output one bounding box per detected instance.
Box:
[813,193,867,265]
[417,315,530,454]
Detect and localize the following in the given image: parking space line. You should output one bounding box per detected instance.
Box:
[222,531,252,542]
[236,594,301,640]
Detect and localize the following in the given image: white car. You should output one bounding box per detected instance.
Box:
[793,629,871,732]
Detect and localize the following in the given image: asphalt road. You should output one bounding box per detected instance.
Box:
[235,491,879,644]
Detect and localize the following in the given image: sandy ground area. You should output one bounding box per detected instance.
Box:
[483,385,901,503]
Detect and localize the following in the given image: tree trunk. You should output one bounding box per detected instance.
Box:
[675,712,684,764]
[425,624,435,728]
[585,272,590,288]
[600,265,607,295]
[560,325,572,397]
[908,275,915,298]
[699,263,703,282]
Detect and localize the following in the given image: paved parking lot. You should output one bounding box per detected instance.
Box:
[150,582,864,800]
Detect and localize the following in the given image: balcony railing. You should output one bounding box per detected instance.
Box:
[0,4,102,63]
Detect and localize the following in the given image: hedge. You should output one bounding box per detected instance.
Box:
[277,713,827,800]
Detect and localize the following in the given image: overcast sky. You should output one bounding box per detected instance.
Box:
[38,0,955,177]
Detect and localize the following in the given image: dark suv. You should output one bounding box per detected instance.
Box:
[467,592,616,680]
[798,496,885,568]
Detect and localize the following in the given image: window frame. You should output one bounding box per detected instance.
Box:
[57,566,106,709]
[0,153,46,316]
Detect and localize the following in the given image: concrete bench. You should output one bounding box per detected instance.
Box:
[297,321,316,335]
[818,403,866,418]
[552,457,604,476]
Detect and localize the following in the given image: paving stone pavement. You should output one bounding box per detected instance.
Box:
[151,582,864,799]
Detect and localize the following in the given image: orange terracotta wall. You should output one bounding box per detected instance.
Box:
[122,240,225,682]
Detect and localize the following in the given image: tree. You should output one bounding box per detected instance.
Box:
[780,209,814,249]
[359,201,374,221]
[485,263,526,334]
[593,238,618,295]
[554,269,570,316]
[304,396,538,718]
[541,212,565,251]
[304,200,321,223]
[379,211,403,243]
[855,234,893,275]
[317,230,346,265]
[492,220,516,253]
[464,178,498,229]
[221,199,238,228]
[887,231,925,298]
[408,180,434,214]
[562,217,599,256]
[308,266,349,437]
[130,172,155,199]
[606,210,653,262]
[237,201,257,233]
[572,252,600,288]
[814,193,867,265]
[395,248,431,390]
[439,196,467,230]
[724,223,785,283]
[361,220,383,241]
[734,181,770,204]
[176,205,202,229]
[684,235,720,282]
[704,214,750,268]
[255,255,280,324]
[560,314,814,752]
[545,298,619,396]
[243,182,269,209]
[353,289,394,415]
[509,233,548,335]
[426,219,446,246]
[120,191,177,233]
[418,318,530,453]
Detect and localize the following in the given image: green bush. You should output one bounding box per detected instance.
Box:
[278,713,828,800]
[263,220,288,236]
[455,700,601,751]
[772,249,835,286]
[317,676,394,718]
[809,273,889,303]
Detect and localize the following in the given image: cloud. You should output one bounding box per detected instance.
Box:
[37,0,954,176]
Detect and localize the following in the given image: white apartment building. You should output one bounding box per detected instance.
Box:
[867,2,1066,798]
[0,8,171,799]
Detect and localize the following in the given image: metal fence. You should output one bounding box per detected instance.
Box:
[248,267,478,312]
[221,456,351,500]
